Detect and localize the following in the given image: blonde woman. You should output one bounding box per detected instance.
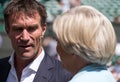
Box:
[53,5,117,82]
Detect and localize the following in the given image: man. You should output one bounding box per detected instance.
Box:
[0,0,72,82]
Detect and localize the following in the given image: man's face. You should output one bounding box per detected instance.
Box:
[8,12,46,60]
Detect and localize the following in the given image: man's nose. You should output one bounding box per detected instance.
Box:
[20,29,30,41]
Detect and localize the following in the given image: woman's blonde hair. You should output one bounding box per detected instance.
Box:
[53,5,116,65]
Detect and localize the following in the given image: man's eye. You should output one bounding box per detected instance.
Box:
[28,26,37,32]
[13,28,23,32]
[28,28,35,32]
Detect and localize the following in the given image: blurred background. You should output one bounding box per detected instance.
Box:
[0,0,120,81]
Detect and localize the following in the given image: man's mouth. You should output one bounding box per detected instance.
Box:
[19,44,33,49]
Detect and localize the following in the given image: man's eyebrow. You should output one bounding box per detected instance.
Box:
[28,24,38,27]
[11,24,38,28]
[11,24,23,27]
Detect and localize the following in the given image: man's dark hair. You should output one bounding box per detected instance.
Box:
[4,0,47,31]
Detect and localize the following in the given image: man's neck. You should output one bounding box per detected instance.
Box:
[14,53,37,82]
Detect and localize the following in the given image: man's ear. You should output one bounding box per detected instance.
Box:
[5,26,9,34]
[41,24,46,37]
[5,26,10,37]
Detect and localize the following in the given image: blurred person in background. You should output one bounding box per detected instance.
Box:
[53,5,117,82]
[114,16,120,24]
[44,0,63,23]
[43,36,60,60]
[115,58,120,73]
[114,58,120,81]
[0,0,72,82]
[0,34,3,48]
[61,0,81,13]
[69,0,81,8]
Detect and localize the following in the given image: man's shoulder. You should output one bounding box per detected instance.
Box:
[0,56,10,61]
[44,53,61,66]
[0,56,10,66]
[43,53,72,82]
[44,53,69,74]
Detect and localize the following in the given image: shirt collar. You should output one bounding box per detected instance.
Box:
[9,48,45,72]
[8,52,15,68]
[29,48,45,72]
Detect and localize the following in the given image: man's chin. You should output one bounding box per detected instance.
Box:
[17,52,36,60]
